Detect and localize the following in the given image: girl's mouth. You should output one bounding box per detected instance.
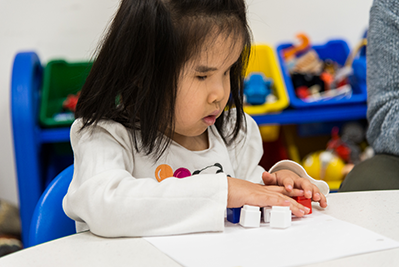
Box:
[203,115,217,126]
[203,110,220,126]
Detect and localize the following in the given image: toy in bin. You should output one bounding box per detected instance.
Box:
[281,33,356,103]
[53,91,81,122]
[244,72,272,105]
[63,91,80,112]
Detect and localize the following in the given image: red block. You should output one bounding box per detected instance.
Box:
[293,196,312,214]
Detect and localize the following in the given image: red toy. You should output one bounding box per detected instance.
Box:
[293,196,312,214]
[62,92,80,112]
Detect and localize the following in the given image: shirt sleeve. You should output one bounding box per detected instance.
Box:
[366,0,399,156]
[63,119,228,237]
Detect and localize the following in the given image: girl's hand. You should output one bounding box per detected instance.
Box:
[262,170,327,208]
[227,176,311,217]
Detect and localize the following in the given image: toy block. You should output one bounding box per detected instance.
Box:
[293,196,312,214]
[270,206,291,229]
[227,207,242,224]
[262,207,272,223]
[239,205,261,227]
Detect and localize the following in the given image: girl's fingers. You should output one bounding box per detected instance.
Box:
[293,179,316,199]
[282,178,294,192]
[273,170,307,194]
[285,196,311,217]
[315,192,328,208]
[261,171,277,185]
[270,170,327,208]
[270,194,310,217]
[313,192,321,201]
[250,188,310,217]
[267,184,327,209]
[290,200,311,217]
[266,185,304,197]
[227,176,325,214]
[296,183,328,208]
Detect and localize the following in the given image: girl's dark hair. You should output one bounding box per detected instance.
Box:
[76,0,252,159]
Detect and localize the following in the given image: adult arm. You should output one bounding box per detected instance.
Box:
[367,0,399,155]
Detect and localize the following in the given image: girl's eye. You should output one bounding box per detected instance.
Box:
[197,75,207,81]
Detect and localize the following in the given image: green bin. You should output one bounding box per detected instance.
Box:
[39,60,92,127]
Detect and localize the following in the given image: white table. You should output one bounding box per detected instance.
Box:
[305,190,399,267]
[1,190,398,267]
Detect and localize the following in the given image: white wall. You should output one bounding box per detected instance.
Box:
[247,0,373,48]
[0,0,373,206]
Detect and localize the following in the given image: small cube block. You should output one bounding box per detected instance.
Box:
[239,205,261,227]
[227,207,242,224]
[262,207,272,223]
[270,206,291,229]
[293,196,312,214]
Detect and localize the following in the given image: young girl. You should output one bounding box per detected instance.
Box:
[63,0,328,237]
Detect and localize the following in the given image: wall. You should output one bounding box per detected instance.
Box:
[247,0,373,47]
[0,0,373,206]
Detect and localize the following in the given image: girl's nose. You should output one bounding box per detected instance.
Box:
[208,79,227,104]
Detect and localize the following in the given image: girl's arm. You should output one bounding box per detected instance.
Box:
[63,120,228,237]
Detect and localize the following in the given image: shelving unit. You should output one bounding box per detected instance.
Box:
[11,52,73,246]
[11,51,367,246]
[251,104,367,125]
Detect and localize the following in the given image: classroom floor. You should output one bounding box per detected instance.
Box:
[0,200,22,257]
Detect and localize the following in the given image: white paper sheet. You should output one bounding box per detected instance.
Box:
[145,210,399,267]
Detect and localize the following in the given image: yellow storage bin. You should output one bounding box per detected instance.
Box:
[244,44,289,115]
[245,44,289,142]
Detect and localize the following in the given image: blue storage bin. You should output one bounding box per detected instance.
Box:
[276,39,367,108]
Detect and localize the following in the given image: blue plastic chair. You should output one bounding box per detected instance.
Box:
[28,165,76,247]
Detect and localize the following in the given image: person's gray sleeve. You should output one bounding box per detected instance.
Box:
[366,0,399,156]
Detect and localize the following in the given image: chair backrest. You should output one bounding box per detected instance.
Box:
[28,165,76,247]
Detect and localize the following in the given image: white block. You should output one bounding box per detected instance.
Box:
[262,207,272,223]
[239,205,261,227]
[270,206,291,229]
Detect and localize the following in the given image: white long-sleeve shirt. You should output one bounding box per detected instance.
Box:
[63,113,328,237]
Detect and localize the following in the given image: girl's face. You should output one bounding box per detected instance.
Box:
[172,33,243,150]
